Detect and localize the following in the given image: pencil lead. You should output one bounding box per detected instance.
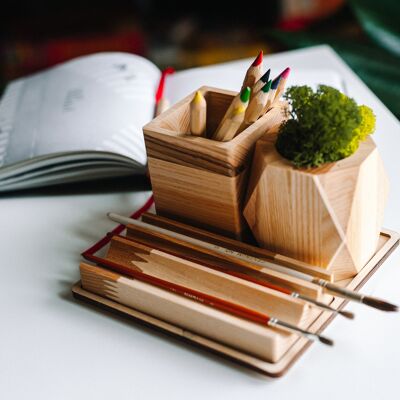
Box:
[252,51,263,67]
[261,80,272,93]
[240,87,251,103]
[280,67,291,79]
[233,105,246,116]
[260,68,271,83]
[193,90,203,104]
[271,75,281,90]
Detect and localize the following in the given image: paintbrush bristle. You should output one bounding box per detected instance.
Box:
[338,309,355,319]
[318,335,334,346]
[362,296,398,312]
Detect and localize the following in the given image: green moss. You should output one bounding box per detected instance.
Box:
[275,85,376,168]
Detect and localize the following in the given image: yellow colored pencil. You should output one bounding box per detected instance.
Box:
[213,105,247,142]
[190,91,207,136]
[215,86,251,134]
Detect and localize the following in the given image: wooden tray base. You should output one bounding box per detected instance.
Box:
[72,229,399,377]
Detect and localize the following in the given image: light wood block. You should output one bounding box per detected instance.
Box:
[79,247,309,363]
[73,228,399,377]
[244,135,389,279]
[133,212,332,301]
[105,236,312,326]
[143,86,287,239]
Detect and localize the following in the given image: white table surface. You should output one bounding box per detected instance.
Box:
[1,45,399,400]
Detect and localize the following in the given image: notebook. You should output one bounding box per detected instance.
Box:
[0,52,344,192]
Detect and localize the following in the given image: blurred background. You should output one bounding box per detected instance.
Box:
[1,0,399,118]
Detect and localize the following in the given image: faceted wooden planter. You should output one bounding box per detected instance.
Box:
[244,134,389,281]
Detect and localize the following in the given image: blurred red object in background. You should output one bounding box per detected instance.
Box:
[1,29,145,80]
[278,0,345,30]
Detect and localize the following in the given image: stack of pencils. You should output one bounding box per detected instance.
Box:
[189,51,291,142]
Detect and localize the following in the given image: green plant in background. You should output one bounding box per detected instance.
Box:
[275,85,376,168]
[268,0,400,119]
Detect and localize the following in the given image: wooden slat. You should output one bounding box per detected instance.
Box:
[73,228,399,377]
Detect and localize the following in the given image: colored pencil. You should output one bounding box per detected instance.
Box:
[262,75,281,114]
[241,51,263,91]
[213,86,251,140]
[213,105,247,142]
[239,80,272,132]
[155,97,170,116]
[252,68,271,97]
[273,67,290,102]
[190,90,207,136]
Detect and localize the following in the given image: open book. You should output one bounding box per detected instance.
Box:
[0,52,344,192]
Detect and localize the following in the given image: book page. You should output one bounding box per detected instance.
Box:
[0,52,160,169]
[165,63,345,105]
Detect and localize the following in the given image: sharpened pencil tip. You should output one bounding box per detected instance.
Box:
[240,86,251,103]
[252,51,263,67]
[260,68,271,83]
[271,75,281,90]
[192,90,203,104]
[261,80,272,93]
[280,67,290,79]
[362,296,398,312]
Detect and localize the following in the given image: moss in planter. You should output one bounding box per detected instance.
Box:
[276,85,376,168]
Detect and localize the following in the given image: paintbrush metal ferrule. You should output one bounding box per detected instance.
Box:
[268,318,334,346]
[313,279,398,312]
[294,293,355,319]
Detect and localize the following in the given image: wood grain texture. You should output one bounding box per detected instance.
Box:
[139,212,331,301]
[148,156,249,239]
[79,261,299,363]
[144,86,287,238]
[73,229,399,377]
[244,135,389,279]
[106,236,312,326]
[144,86,286,176]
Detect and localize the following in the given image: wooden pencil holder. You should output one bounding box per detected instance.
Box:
[143,86,286,239]
[244,134,389,280]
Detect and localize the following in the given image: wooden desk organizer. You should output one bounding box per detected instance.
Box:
[74,211,399,376]
[143,86,286,239]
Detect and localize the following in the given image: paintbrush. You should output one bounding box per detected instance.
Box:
[108,213,397,313]
[115,232,354,319]
[91,240,334,346]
